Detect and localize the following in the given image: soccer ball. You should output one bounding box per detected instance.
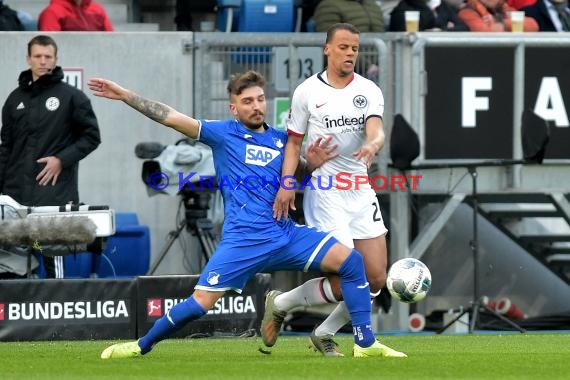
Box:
[386,258,432,303]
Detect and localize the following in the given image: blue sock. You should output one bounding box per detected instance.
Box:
[338,250,375,348]
[138,296,206,354]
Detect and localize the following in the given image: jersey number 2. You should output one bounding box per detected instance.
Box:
[372,202,382,222]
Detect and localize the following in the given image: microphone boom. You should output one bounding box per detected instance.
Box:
[0,217,97,246]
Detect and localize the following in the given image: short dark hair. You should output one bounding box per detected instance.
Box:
[27,35,58,57]
[227,70,266,97]
[325,23,360,44]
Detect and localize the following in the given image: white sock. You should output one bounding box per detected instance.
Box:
[314,291,380,337]
[370,288,382,298]
[315,301,350,337]
[274,277,337,311]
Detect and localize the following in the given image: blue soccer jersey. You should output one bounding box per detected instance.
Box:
[198,119,290,236]
[195,119,338,293]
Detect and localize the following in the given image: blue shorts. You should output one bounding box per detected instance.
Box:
[195,223,337,293]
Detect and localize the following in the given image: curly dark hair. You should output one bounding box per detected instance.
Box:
[226,70,266,97]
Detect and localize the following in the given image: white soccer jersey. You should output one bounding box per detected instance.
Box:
[287,70,384,187]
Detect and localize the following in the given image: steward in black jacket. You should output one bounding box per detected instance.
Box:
[0,65,101,206]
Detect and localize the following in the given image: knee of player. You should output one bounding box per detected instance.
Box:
[193,290,224,310]
[368,272,387,294]
[326,276,344,301]
[335,248,364,277]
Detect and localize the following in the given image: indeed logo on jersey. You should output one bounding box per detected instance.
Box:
[324,114,365,129]
[245,144,281,166]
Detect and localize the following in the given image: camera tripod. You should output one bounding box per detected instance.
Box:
[147,188,217,275]
[436,166,526,334]
[388,110,548,333]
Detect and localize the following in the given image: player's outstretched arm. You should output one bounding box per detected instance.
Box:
[273,134,304,220]
[304,136,339,172]
[296,135,339,180]
[353,116,385,169]
[87,78,200,139]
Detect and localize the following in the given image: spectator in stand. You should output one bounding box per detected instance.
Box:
[299,0,324,31]
[16,10,38,31]
[313,0,385,32]
[0,0,24,30]
[458,0,539,30]
[38,0,114,31]
[174,0,193,31]
[507,0,536,10]
[389,0,469,31]
[437,0,471,30]
[3,0,38,30]
[522,0,570,31]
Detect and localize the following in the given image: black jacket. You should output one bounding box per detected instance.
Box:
[521,0,568,31]
[434,2,470,31]
[0,66,101,206]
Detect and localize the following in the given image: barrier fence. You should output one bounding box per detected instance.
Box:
[192,33,388,128]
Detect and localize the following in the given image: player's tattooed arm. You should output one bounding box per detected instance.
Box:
[124,92,200,139]
[87,77,199,139]
[125,93,170,123]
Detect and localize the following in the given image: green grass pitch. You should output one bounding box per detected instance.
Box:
[1,333,569,379]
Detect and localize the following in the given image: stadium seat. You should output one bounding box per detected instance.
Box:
[294,0,304,32]
[93,212,150,278]
[216,0,241,32]
[231,0,295,64]
[64,252,95,278]
[238,0,295,32]
[305,17,316,32]
[217,0,297,33]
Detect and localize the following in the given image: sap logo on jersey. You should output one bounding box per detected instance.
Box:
[245,144,280,166]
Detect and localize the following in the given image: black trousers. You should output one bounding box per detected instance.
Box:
[39,254,64,279]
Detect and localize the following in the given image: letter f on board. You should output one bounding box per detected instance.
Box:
[462,77,492,128]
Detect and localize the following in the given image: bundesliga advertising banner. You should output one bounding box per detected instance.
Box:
[0,274,270,341]
[0,279,136,341]
[137,273,271,338]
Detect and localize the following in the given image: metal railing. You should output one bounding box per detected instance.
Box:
[192,32,389,122]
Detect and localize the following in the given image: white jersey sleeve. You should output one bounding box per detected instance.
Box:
[366,80,385,120]
[286,78,312,137]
